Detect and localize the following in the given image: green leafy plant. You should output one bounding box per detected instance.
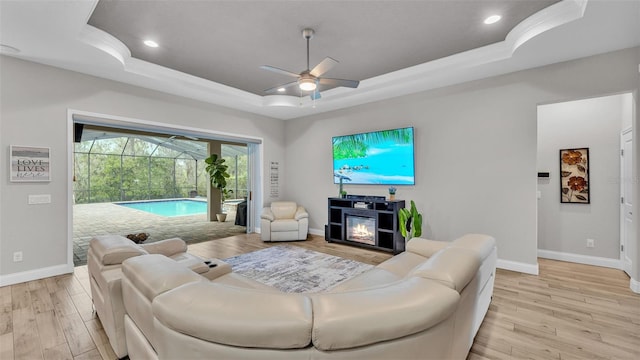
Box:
[204,154,233,204]
[398,200,422,242]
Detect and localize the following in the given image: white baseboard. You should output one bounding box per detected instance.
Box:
[308,229,540,275]
[0,263,73,287]
[497,259,539,275]
[309,228,325,237]
[630,277,640,294]
[537,249,621,269]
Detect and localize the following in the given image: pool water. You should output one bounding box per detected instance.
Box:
[117,199,207,217]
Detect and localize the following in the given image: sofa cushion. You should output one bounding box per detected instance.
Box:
[311,277,459,351]
[213,273,280,292]
[153,282,313,349]
[271,219,299,232]
[122,254,204,302]
[450,234,496,261]
[410,248,481,292]
[141,237,187,257]
[330,268,401,292]
[90,235,148,265]
[271,201,297,219]
[406,237,450,258]
[376,251,428,277]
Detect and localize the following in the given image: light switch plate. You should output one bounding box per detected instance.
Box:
[28,194,51,204]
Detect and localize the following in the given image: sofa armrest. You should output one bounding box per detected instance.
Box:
[141,238,187,257]
[261,207,275,221]
[294,206,309,220]
[122,254,204,303]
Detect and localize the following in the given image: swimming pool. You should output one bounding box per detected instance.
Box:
[117,199,207,217]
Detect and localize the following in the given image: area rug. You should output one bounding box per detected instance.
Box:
[223,245,374,293]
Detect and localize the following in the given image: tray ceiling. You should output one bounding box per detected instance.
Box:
[87,0,558,96]
[1,0,638,120]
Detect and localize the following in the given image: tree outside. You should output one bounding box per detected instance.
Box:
[73,137,248,204]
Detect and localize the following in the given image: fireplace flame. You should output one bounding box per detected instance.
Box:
[347,216,375,245]
[353,223,373,238]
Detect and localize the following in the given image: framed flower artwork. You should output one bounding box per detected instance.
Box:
[559,148,589,204]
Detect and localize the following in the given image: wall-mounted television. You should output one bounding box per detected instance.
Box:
[333,127,415,185]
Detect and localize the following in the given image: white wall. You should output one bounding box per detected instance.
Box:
[1,47,638,284]
[622,93,634,130]
[537,94,629,262]
[0,56,285,283]
[284,47,639,274]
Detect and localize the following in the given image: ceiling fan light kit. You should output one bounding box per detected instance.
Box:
[298,77,317,91]
[261,28,359,101]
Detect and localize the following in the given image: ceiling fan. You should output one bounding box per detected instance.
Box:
[260,28,360,100]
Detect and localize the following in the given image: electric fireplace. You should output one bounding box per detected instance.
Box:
[346,215,376,245]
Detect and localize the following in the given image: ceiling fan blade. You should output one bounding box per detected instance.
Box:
[318,77,360,88]
[310,90,321,100]
[263,81,298,94]
[260,65,300,78]
[310,57,338,77]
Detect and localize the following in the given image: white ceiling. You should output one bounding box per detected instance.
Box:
[1,0,638,120]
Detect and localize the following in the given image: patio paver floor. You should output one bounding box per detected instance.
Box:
[73,202,246,266]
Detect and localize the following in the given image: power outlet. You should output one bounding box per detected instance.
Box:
[586,239,595,248]
[13,251,23,262]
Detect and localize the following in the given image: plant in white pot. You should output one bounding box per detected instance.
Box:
[399,200,422,244]
[205,154,233,222]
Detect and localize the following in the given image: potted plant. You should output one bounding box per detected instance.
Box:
[340,190,347,198]
[388,186,397,200]
[334,173,351,198]
[204,153,233,222]
[399,200,422,244]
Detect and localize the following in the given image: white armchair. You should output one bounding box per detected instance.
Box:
[260,201,309,241]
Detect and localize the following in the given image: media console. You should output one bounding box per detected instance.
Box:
[326,197,406,254]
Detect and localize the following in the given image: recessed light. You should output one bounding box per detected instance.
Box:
[484,15,502,25]
[143,40,159,48]
[277,87,286,92]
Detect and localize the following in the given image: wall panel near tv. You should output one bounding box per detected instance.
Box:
[332,126,415,185]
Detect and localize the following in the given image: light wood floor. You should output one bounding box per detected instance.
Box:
[1,234,638,359]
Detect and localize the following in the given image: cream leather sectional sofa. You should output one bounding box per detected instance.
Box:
[87,235,213,358]
[115,234,496,359]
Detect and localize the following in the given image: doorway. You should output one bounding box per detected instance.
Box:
[68,111,262,266]
[537,93,634,272]
[621,127,633,275]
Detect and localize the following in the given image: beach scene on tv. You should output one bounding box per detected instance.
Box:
[333,127,415,185]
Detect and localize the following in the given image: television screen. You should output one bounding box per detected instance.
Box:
[333,127,415,185]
